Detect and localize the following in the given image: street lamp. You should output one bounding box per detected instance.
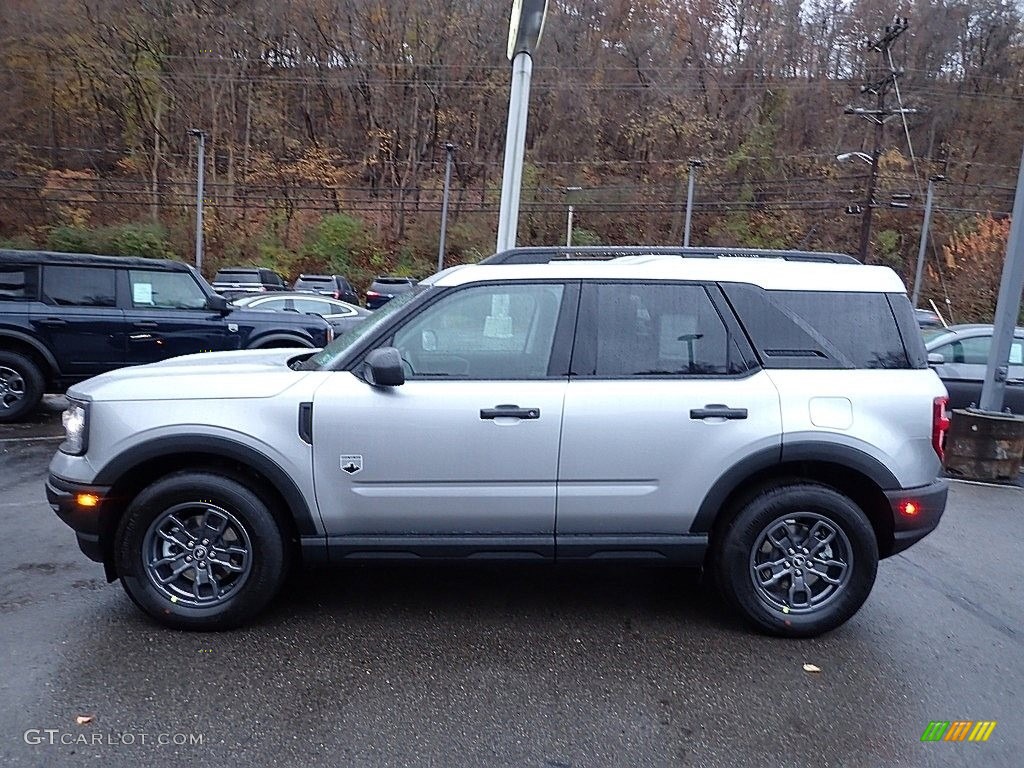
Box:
[836,151,873,165]
[564,186,582,246]
[437,142,457,273]
[682,159,703,247]
[188,129,207,274]
[496,0,549,252]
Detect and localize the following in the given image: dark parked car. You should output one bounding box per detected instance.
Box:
[926,324,1024,414]
[366,276,418,310]
[211,267,286,299]
[231,292,371,334]
[0,250,333,422]
[292,274,359,305]
[915,308,944,329]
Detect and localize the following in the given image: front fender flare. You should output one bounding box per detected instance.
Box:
[93,434,319,535]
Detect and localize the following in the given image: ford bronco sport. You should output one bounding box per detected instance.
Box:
[46,247,949,637]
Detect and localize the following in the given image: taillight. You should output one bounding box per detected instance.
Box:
[366,290,380,298]
[333,290,340,300]
[932,396,950,460]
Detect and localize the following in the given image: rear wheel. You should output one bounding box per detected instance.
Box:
[714,483,878,638]
[0,350,45,424]
[114,472,288,630]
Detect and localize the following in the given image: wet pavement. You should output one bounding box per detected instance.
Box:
[0,415,1021,767]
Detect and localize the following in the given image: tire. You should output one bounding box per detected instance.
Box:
[713,482,878,638]
[0,350,45,424]
[114,471,288,631]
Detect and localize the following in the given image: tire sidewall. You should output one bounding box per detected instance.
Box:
[115,472,286,630]
[0,350,45,423]
[717,484,879,638]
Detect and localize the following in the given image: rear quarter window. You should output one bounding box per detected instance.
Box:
[0,265,39,300]
[722,284,918,369]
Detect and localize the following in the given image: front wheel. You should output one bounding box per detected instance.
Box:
[114,472,288,630]
[714,483,878,638]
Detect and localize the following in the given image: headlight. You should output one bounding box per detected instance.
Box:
[60,400,89,456]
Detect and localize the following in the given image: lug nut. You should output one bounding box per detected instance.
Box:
[784,561,791,568]
[199,561,206,568]
[187,541,194,548]
[795,570,802,576]
[186,556,193,562]
[202,539,209,545]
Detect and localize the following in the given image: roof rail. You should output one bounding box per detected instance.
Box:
[479,246,860,266]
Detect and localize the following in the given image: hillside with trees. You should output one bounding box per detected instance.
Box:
[1,0,1022,321]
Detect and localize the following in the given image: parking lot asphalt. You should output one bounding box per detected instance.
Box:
[1,418,1021,768]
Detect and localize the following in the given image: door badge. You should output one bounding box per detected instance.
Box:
[340,455,363,475]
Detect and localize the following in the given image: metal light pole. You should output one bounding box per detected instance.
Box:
[836,151,876,262]
[565,186,582,246]
[496,0,548,253]
[979,145,1024,413]
[682,159,703,247]
[911,174,944,308]
[188,129,206,274]
[437,142,457,272]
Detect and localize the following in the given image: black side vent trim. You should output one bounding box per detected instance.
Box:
[763,349,827,358]
[298,402,313,444]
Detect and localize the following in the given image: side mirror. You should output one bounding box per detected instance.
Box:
[364,347,405,387]
[927,352,945,366]
[207,294,230,313]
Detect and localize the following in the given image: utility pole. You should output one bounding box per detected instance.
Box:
[437,142,456,273]
[911,174,944,307]
[682,159,703,248]
[979,145,1024,414]
[844,17,916,264]
[565,186,581,246]
[188,129,207,274]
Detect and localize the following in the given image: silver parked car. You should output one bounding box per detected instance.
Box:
[47,247,949,637]
[231,291,372,334]
[925,324,1024,414]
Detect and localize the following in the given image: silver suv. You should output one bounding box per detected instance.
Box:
[46,248,949,637]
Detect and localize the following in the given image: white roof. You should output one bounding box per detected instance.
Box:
[429,256,906,293]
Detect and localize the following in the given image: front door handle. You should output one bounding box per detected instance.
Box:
[133,321,159,329]
[480,404,540,420]
[690,404,748,420]
[38,317,67,326]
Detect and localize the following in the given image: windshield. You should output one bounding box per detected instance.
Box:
[300,289,423,370]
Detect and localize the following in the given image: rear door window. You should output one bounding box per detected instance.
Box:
[576,282,750,377]
[42,266,116,307]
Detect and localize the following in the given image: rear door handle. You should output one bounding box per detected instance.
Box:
[690,404,748,420]
[480,404,540,420]
[133,321,159,329]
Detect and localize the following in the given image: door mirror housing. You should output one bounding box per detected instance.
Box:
[206,294,230,313]
[927,352,945,366]
[364,347,405,387]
